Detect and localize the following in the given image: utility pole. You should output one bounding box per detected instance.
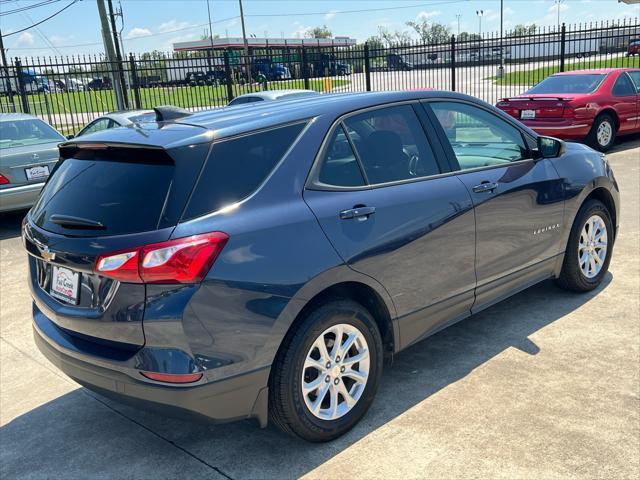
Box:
[96,0,124,109]
[238,0,251,84]
[0,27,16,112]
[455,14,462,36]
[107,0,128,108]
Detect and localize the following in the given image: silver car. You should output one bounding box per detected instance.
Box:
[73,109,155,138]
[227,89,319,107]
[0,114,65,213]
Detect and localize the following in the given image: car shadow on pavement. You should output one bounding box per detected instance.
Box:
[0,273,612,479]
[610,133,640,153]
[0,209,27,241]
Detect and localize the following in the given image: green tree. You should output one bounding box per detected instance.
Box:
[507,24,537,37]
[457,31,482,41]
[306,25,332,39]
[405,20,451,44]
[377,26,412,47]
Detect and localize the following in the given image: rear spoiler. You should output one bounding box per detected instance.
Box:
[153,105,192,122]
[499,97,572,102]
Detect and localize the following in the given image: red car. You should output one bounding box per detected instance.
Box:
[497,68,640,151]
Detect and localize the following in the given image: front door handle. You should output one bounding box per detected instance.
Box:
[340,206,376,220]
[472,181,499,193]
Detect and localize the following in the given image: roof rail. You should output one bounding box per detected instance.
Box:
[153,105,192,122]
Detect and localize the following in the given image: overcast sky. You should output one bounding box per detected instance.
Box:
[1,0,639,57]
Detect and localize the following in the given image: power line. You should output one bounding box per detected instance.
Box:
[2,0,80,37]
[245,0,468,18]
[0,0,62,17]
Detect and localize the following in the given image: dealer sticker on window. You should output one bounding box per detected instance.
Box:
[50,265,80,305]
[25,165,50,181]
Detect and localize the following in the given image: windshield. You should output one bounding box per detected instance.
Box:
[0,119,64,148]
[527,74,606,94]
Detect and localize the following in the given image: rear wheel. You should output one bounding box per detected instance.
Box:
[587,113,616,152]
[269,299,383,442]
[556,199,613,292]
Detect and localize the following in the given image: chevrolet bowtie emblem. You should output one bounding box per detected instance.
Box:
[39,245,56,262]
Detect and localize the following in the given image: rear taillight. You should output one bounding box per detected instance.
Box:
[96,232,228,284]
[0,174,10,185]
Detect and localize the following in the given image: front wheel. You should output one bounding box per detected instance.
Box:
[556,199,613,292]
[587,113,616,152]
[269,299,383,442]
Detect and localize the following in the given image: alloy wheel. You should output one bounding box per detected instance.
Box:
[578,215,608,279]
[301,323,370,421]
[596,120,613,147]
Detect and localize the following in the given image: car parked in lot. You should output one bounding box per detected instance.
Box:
[227,89,319,106]
[496,68,640,151]
[627,38,640,56]
[24,91,619,442]
[72,109,156,137]
[0,114,66,212]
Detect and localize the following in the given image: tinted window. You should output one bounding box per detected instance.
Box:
[0,119,63,148]
[628,71,640,93]
[184,123,305,219]
[527,74,605,94]
[343,105,439,184]
[612,73,636,96]
[31,154,174,236]
[318,126,366,187]
[430,102,529,169]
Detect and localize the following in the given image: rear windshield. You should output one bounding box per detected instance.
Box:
[183,122,306,219]
[527,74,606,94]
[31,143,210,236]
[0,119,64,148]
[31,156,173,236]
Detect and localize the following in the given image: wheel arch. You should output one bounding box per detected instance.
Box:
[595,107,620,131]
[584,186,618,237]
[275,277,398,370]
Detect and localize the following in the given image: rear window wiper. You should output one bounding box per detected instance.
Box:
[49,214,106,230]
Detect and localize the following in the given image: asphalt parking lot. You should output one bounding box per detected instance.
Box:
[1,136,638,480]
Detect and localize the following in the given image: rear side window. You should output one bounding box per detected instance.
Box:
[612,73,636,96]
[184,122,305,219]
[318,126,366,187]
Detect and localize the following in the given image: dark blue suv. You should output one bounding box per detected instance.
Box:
[24,91,619,442]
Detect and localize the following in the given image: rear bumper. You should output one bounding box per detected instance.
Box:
[520,119,592,140]
[0,182,43,212]
[33,310,270,426]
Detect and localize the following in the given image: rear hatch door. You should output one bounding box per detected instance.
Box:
[25,139,210,348]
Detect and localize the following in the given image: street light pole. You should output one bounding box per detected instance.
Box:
[456,14,462,36]
[238,0,251,84]
[476,9,484,37]
[0,27,16,112]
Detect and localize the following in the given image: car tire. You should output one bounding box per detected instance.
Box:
[269,299,383,442]
[587,113,616,152]
[556,199,613,292]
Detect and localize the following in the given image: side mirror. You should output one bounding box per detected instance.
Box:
[66,134,75,140]
[535,136,565,159]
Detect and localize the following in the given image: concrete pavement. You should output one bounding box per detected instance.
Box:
[1,136,638,479]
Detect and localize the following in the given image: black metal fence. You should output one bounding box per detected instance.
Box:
[1,19,638,135]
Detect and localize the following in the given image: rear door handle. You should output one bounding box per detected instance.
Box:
[472,181,499,193]
[340,206,376,220]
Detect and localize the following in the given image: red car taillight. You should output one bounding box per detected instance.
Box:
[95,232,229,284]
[0,174,10,185]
